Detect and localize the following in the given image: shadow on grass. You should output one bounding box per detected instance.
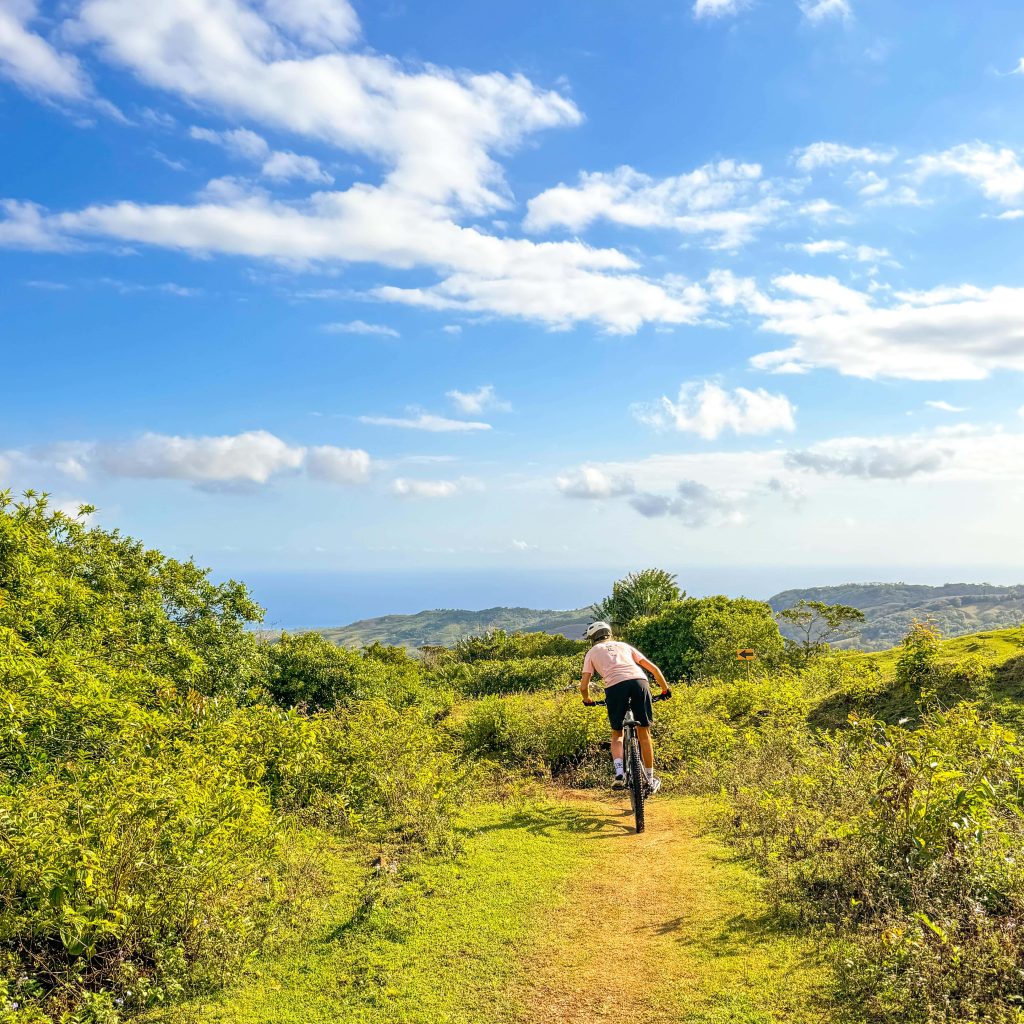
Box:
[462,803,635,839]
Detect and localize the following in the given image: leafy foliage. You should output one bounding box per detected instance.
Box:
[625,596,784,681]
[590,568,682,630]
[0,493,464,1023]
[776,599,865,665]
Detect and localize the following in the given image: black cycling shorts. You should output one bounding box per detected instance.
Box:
[605,678,654,731]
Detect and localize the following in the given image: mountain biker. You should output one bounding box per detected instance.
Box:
[579,621,671,793]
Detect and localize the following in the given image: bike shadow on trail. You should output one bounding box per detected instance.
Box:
[461,802,634,839]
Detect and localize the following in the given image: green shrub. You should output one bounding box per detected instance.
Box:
[626,596,785,682]
[264,632,421,710]
[456,654,581,696]
[448,629,587,663]
[725,705,1024,1022]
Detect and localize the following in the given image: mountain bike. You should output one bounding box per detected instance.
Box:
[589,692,669,834]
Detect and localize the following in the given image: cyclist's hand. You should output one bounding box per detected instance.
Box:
[661,688,672,700]
[582,698,596,707]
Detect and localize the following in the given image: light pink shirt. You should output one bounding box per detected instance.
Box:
[582,640,648,688]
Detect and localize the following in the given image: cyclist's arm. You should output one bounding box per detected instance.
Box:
[580,670,595,704]
[636,655,671,695]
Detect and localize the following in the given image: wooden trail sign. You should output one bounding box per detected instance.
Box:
[736,649,756,661]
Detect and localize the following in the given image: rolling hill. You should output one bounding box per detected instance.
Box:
[317,606,592,649]
[315,583,1024,652]
[767,582,1024,651]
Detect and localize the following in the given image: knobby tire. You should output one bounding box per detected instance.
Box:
[628,734,645,834]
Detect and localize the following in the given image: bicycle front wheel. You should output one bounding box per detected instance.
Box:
[627,734,645,834]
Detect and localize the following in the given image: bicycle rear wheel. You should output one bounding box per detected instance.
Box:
[627,734,645,833]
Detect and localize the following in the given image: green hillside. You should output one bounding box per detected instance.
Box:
[768,582,1024,650]
[317,605,591,649]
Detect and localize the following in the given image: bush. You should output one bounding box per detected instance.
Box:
[448,629,587,663]
[626,596,784,682]
[264,632,421,710]
[725,705,1024,1022]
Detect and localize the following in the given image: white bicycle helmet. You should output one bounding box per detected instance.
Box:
[584,620,612,641]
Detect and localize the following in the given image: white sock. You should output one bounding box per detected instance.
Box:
[613,758,624,775]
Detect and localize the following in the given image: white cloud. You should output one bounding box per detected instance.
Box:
[799,238,895,264]
[997,209,1024,220]
[0,0,719,333]
[798,0,852,23]
[322,320,399,337]
[10,430,372,488]
[70,0,579,212]
[446,385,510,414]
[0,199,76,250]
[633,381,796,439]
[441,324,462,334]
[925,400,967,413]
[693,0,749,19]
[710,270,1024,380]
[92,430,306,484]
[359,413,491,432]
[556,466,636,499]
[260,0,360,50]
[793,142,894,172]
[391,478,459,498]
[786,437,951,479]
[304,445,371,484]
[628,481,739,526]
[914,143,1024,206]
[190,126,332,183]
[524,161,783,249]
[0,0,89,99]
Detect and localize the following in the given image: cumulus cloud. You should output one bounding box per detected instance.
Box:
[446,385,510,414]
[633,381,796,439]
[693,0,749,19]
[91,430,305,484]
[524,161,783,249]
[556,466,636,499]
[913,143,1024,205]
[10,430,372,488]
[391,478,459,498]
[0,0,90,99]
[190,126,332,183]
[0,0,713,333]
[628,481,738,526]
[322,320,399,337]
[793,142,894,172]
[785,438,951,478]
[798,0,852,23]
[304,445,371,483]
[799,238,895,264]
[709,270,1024,380]
[359,412,491,432]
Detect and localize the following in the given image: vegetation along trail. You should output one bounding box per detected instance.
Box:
[153,790,830,1024]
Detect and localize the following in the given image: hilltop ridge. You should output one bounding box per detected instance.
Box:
[318,582,1024,651]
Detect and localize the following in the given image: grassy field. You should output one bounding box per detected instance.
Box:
[146,794,829,1024]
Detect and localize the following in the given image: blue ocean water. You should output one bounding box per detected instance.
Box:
[227,565,1022,630]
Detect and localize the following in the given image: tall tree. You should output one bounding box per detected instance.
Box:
[590,568,682,630]
[776,599,865,666]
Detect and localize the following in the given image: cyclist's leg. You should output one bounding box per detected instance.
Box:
[610,728,624,762]
[636,725,654,772]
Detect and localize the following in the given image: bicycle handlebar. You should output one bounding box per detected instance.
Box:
[585,692,671,707]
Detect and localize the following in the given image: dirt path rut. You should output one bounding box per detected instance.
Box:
[514,792,831,1024]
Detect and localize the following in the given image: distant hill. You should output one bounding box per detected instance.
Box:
[767,583,1024,651]
[318,606,592,650]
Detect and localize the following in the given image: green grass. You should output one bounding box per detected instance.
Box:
[810,626,1024,729]
[144,799,592,1024]
[145,794,830,1024]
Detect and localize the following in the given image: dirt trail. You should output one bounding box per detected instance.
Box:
[514,791,830,1024]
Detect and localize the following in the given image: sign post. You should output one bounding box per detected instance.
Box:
[736,648,756,682]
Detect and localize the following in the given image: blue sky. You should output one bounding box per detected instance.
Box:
[4,0,1024,615]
